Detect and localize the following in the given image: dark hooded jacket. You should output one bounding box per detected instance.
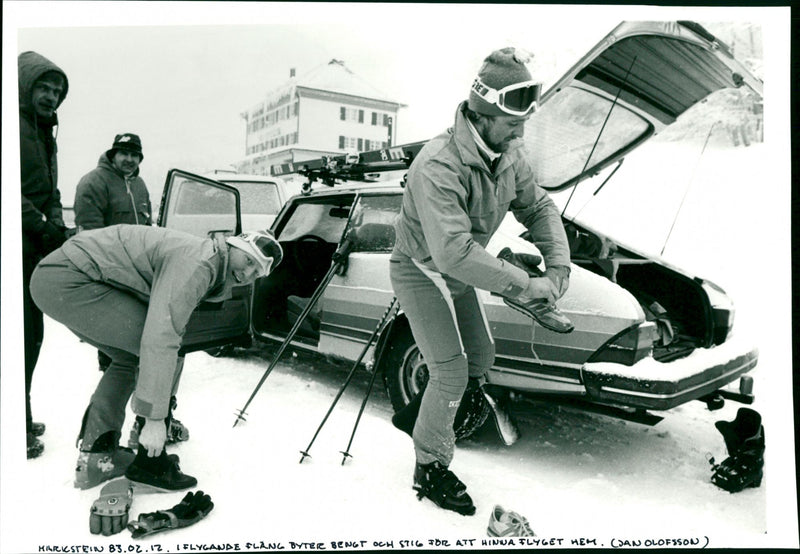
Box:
[74,153,153,230]
[18,51,69,260]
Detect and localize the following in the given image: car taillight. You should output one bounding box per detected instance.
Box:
[587,322,658,366]
[700,278,735,345]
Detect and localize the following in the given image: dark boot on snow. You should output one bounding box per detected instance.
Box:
[75,431,135,489]
[27,432,44,459]
[709,407,765,493]
[413,461,475,516]
[125,448,197,491]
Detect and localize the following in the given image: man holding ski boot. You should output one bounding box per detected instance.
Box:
[30,225,282,491]
[390,47,572,516]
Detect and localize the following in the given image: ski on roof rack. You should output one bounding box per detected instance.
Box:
[270,141,427,188]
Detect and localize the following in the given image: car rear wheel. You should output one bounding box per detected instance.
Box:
[381,323,489,440]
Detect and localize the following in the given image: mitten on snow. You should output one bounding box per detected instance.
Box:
[127,491,213,538]
[90,479,133,536]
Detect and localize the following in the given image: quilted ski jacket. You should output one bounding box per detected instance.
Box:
[393,102,571,297]
[18,51,69,260]
[74,153,153,230]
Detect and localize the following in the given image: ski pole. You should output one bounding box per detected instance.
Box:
[339,300,397,464]
[233,237,354,427]
[299,296,397,463]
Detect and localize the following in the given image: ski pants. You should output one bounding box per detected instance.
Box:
[29,248,183,451]
[389,253,494,466]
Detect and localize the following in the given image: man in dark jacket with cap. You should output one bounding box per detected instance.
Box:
[390,48,572,516]
[18,50,74,459]
[74,133,152,231]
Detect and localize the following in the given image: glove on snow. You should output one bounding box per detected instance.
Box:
[90,479,133,536]
[128,490,214,538]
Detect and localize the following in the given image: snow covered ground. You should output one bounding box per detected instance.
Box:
[1,141,796,552]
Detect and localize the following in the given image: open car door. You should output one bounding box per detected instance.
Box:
[158,169,253,353]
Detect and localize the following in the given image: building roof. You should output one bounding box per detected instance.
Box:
[294,59,404,106]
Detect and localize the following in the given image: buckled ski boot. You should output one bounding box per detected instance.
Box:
[75,432,136,490]
[709,407,765,493]
[496,247,574,334]
[413,461,475,516]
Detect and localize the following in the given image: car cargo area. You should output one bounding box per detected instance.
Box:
[566,220,715,363]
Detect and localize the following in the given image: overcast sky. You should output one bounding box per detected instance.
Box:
[3,2,786,209]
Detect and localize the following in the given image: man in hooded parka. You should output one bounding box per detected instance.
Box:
[18,50,73,459]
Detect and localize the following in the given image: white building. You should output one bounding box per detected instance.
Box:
[237,59,406,176]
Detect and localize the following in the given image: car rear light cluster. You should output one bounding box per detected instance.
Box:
[587,321,658,366]
[700,278,736,345]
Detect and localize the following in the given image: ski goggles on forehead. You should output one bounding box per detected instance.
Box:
[237,232,283,275]
[471,77,543,116]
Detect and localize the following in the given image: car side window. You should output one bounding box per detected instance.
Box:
[349,194,401,252]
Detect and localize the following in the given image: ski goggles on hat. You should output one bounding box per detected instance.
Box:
[471,77,543,116]
[228,231,283,277]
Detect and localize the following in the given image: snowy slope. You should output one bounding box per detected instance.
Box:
[2,143,795,552]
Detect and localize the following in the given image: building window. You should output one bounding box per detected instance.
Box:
[357,138,363,150]
[383,114,390,127]
[339,136,345,149]
[340,107,346,121]
[371,112,378,126]
[358,110,364,123]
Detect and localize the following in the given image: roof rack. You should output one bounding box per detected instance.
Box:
[270,141,427,188]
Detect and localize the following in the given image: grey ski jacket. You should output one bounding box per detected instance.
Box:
[393,102,571,297]
[60,225,229,419]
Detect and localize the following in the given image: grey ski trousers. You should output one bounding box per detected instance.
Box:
[389,253,494,466]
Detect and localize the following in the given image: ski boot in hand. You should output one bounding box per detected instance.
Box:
[708,407,765,493]
[496,248,574,334]
[413,461,475,516]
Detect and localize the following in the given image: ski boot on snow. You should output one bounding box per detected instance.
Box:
[413,461,475,516]
[27,432,44,459]
[496,247,574,334]
[75,432,136,490]
[708,407,765,493]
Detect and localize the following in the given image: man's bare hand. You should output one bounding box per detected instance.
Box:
[138,418,167,457]
[519,276,558,305]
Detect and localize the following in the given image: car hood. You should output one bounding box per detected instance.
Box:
[526,20,762,192]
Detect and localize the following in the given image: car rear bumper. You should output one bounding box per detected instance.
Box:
[581,333,759,410]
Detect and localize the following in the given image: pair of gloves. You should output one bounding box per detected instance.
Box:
[90,480,214,538]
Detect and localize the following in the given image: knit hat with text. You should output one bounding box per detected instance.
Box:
[468,47,533,117]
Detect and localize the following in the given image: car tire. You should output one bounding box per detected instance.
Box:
[381,322,489,440]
